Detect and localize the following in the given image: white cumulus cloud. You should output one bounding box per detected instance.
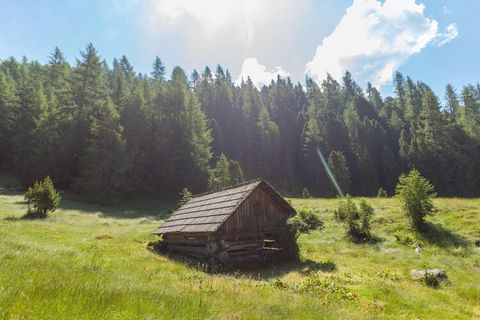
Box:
[236,57,289,88]
[152,0,261,28]
[436,23,458,46]
[142,0,301,79]
[305,0,456,88]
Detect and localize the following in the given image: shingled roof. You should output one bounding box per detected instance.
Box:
[154,179,294,235]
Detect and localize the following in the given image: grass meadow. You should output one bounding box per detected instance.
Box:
[0,175,479,319]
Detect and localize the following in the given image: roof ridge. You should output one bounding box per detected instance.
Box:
[191,178,263,199]
[211,178,263,232]
[153,178,297,235]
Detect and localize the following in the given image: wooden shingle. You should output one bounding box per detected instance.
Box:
[153,179,294,235]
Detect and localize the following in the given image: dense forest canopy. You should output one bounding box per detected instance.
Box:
[0,44,479,199]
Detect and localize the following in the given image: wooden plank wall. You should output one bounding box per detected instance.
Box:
[220,188,289,234]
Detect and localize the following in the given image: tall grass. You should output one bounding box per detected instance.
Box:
[0,182,479,319]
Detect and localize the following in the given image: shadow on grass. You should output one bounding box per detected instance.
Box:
[150,245,336,279]
[235,259,337,280]
[418,222,469,248]
[57,195,175,220]
[349,234,383,245]
[3,216,22,221]
[1,182,175,220]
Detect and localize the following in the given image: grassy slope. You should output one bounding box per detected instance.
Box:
[0,178,479,319]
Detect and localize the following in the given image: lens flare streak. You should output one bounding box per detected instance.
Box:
[316,147,344,197]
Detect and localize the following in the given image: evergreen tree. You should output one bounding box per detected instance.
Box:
[46,47,72,106]
[67,44,112,185]
[13,75,49,185]
[72,43,110,113]
[395,169,436,230]
[445,84,459,118]
[394,71,406,111]
[178,188,192,207]
[209,154,245,189]
[151,56,165,82]
[228,159,245,184]
[327,151,351,195]
[160,67,212,192]
[209,153,231,190]
[0,70,17,167]
[1,48,480,198]
[24,176,61,219]
[73,99,130,201]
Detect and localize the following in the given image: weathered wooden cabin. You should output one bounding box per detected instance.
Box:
[153,179,297,269]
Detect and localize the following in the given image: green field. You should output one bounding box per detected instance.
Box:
[0,178,479,319]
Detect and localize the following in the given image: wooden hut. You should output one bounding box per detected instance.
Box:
[153,179,297,269]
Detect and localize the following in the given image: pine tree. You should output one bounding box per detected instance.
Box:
[72,43,110,113]
[395,169,436,230]
[460,85,480,141]
[178,188,192,207]
[228,160,245,184]
[445,84,459,118]
[256,106,281,181]
[0,70,17,167]
[327,151,351,195]
[69,43,111,183]
[394,71,406,111]
[73,99,130,201]
[46,47,72,106]
[24,176,61,219]
[2,47,480,198]
[13,74,49,185]
[151,56,165,82]
[161,67,212,192]
[209,153,231,190]
[367,82,383,112]
[121,85,149,188]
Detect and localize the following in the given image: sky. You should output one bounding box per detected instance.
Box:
[0,0,478,97]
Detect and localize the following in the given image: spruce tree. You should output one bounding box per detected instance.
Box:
[73,99,130,201]
[327,151,351,195]
[24,176,61,219]
[228,160,245,184]
[209,153,231,190]
[0,70,17,167]
[161,67,212,192]
[151,56,166,82]
[445,84,459,119]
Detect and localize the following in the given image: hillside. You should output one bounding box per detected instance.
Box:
[0,178,479,319]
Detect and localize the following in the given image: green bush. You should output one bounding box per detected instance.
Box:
[293,273,357,300]
[334,195,375,243]
[24,176,61,219]
[377,187,388,198]
[395,169,436,230]
[178,188,192,208]
[287,207,324,240]
[333,195,356,222]
[302,187,312,198]
[423,272,440,288]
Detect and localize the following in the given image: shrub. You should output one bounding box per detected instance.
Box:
[302,187,311,198]
[24,176,61,219]
[333,195,356,222]
[334,195,375,243]
[395,169,436,230]
[423,272,440,288]
[377,187,388,198]
[287,207,324,240]
[293,273,357,300]
[178,188,192,207]
[393,231,415,246]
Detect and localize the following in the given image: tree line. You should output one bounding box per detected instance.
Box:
[0,44,479,199]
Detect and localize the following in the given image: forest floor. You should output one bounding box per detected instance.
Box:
[0,175,479,319]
